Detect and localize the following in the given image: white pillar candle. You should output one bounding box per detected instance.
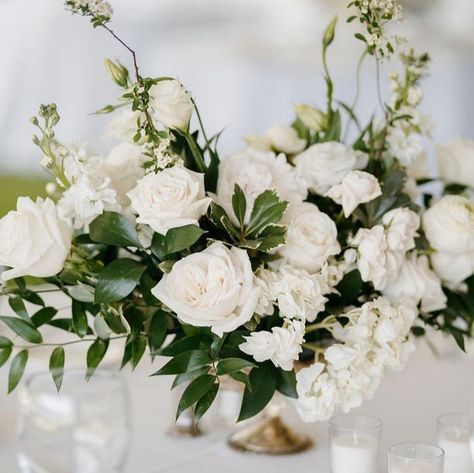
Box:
[438,430,474,473]
[391,465,438,473]
[331,431,378,473]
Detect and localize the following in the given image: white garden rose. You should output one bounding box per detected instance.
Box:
[295,363,337,422]
[437,137,474,187]
[423,195,474,284]
[294,142,359,195]
[152,242,259,337]
[326,170,382,217]
[279,202,341,273]
[104,142,145,206]
[0,197,71,281]
[149,79,193,131]
[383,253,447,313]
[215,148,306,225]
[127,165,211,235]
[382,207,420,253]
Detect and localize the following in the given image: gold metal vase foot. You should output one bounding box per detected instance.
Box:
[228,416,313,455]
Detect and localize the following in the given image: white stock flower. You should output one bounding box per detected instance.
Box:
[149,79,193,131]
[240,320,305,371]
[103,142,145,206]
[326,170,382,217]
[383,253,447,313]
[279,202,341,273]
[294,142,360,195]
[423,195,474,285]
[387,126,423,167]
[105,110,144,143]
[152,242,259,337]
[0,197,71,281]
[295,363,337,422]
[128,165,211,235]
[215,149,306,225]
[437,138,474,187]
[382,207,420,253]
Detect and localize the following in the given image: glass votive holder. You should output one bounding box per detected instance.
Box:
[389,443,444,473]
[437,413,474,473]
[329,414,382,473]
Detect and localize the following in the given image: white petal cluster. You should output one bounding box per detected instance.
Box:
[351,208,420,290]
[215,149,306,225]
[296,297,416,422]
[326,170,382,217]
[246,126,306,155]
[105,110,144,144]
[239,320,305,371]
[66,0,113,18]
[386,126,424,167]
[436,138,474,188]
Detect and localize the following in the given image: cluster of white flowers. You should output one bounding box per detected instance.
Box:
[350,207,420,290]
[66,0,113,19]
[296,297,416,422]
[358,0,402,18]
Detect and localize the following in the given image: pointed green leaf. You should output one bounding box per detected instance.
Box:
[194,383,219,422]
[0,336,12,349]
[216,358,256,376]
[172,366,210,390]
[176,374,216,419]
[276,369,297,398]
[9,296,29,321]
[86,338,109,380]
[31,307,57,328]
[0,317,42,344]
[246,190,288,237]
[229,371,252,391]
[0,346,12,368]
[165,225,206,254]
[232,184,247,229]
[148,310,169,352]
[8,350,28,393]
[152,350,211,376]
[89,211,143,248]
[131,336,147,369]
[49,347,65,391]
[155,335,206,357]
[72,300,89,338]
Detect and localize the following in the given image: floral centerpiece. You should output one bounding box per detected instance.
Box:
[1,0,474,426]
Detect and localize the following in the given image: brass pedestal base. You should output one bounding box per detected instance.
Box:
[228,416,313,455]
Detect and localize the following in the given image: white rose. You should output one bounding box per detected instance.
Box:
[105,110,144,143]
[215,149,306,225]
[266,126,306,154]
[383,253,447,313]
[383,207,420,253]
[295,363,337,423]
[423,195,474,284]
[351,226,403,290]
[152,242,259,337]
[279,202,341,273]
[326,170,382,217]
[294,142,359,195]
[149,79,193,131]
[0,197,71,281]
[104,142,145,206]
[127,165,211,235]
[437,137,474,187]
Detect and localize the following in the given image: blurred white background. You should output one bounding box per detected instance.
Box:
[0,0,473,175]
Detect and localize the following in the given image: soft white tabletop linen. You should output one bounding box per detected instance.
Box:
[0,291,473,473]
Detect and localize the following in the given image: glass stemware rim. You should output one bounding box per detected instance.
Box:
[329,414,383,431]
[389,443,445,460]
[436,412,472,427]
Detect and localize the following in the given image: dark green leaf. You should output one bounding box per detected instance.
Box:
[194,383,219,422]
[9,296,29,321]
[247,190,288,237]
[148,310,168,352]
[49,347,65,391]
[0,346,12,368]
[229,371,252,391]
[156,335,207,357]
[172,366,210,389]
[0,317,42,344]
[337,270,363,304]
[8,350,28,393]
[152,350,212,376]
[131,336,147,369]
[276,370,297,398]
[103,309,128,335]
[232,184,247,229]
[89,211,142,248]
[165,225,205,254]
[238,362,277,422]
[0,336,12,349]
[21,290,45,307]
[176,374,216,419]
[86,338,109,379]
[31,307,57,328]
[72,300,89,338]
[217,358,256,376]
[95,259,146,303]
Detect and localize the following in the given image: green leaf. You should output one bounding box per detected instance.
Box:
[246,190,288,237]
[276,369,298,399]
[216,358,256,376]
[238,362,277,422]
[152,350,212,376]
[337,270,363,304]
[172,366,210,390]
[156,335,206,357]
[0,336,13,349]
[49,347,65,391]
[176,374,216,420]
[232,184,247,229]
[209,203,240,239]
[86,338,109,380]
[89,211,142,248]
[229,371,252,391]
[9,296,29,321]
[31,307,57,328]
[95,259,146,303]
[102,308,129,335]
[0,317,42,344]
[131,336,147,369]
[194,383,219,422]
[148,310,169,353]
[165,225,206,254]
[72,300,89,338]
[0,346,12,368]
[8,350,28,393]
[325,109,342,142]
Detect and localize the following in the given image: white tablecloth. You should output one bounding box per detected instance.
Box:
[0,295,473,472]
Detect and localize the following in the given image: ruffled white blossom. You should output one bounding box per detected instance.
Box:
[66,0,113,19]
[382,207,420,253]
[326,170,382,217]
[436,137,474,188]
[387,126,424,167]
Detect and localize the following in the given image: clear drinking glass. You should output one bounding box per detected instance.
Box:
[17,369,131,473]
[389,443,444,473]
[329,414,382,473]
[437,414,474,473]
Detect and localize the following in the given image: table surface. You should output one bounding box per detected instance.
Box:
[0,294,473,473]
